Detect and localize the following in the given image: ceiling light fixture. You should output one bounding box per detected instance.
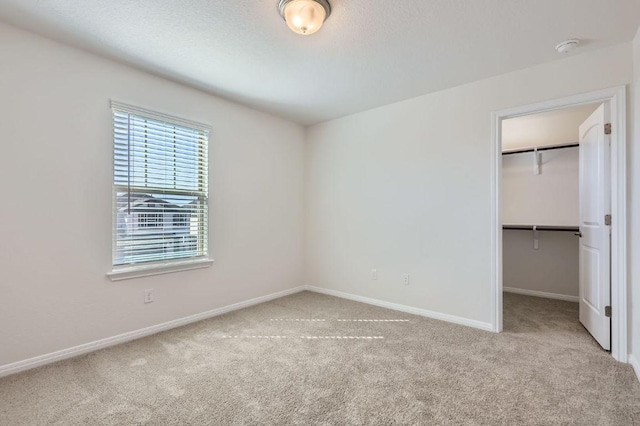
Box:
[278,0,331,35]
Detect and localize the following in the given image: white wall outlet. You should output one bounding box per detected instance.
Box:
[402,273,410,285]
[144,289,154,304]
[371,269,378,280]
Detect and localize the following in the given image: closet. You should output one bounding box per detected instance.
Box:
[501,104,599,304]
[502,144,580,301]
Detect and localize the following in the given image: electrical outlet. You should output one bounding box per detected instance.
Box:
[144,289,154,304]
[371,269,378,280]
[402,273,410,285]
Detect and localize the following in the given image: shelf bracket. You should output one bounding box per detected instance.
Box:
[533,148,541,175]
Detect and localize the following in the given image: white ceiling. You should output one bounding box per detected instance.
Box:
[502,103,600,151]
[0,1,638,125]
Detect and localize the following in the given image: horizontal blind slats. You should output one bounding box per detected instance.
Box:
[113,185,208,197]
[112,105,209,266]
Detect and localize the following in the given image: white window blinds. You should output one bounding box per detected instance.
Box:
[111,102,209,267]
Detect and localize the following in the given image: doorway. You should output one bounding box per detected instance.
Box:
[490,87,628,362]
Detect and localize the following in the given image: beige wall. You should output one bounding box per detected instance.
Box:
[503,230,578,299]
[502,104,598,151]
[0,23,306,367]
[306,42,632,327]
[503,148,579,227]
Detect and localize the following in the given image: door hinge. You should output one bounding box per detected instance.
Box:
[605,306,611,317]
[604,123,612,135]
[605,214,612,226]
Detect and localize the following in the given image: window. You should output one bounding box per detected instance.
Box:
[111,102,209,269]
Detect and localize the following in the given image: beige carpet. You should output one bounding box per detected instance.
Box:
[1,291,639,425]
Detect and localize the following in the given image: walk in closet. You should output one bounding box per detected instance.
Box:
[501,104,599,303]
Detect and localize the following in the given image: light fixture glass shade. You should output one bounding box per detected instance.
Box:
[281,0,329,35]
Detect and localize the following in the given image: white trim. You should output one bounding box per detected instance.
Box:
[0,286,306,378]
[490,110,503,333]
[628,355,640,382]
[108,258,214,281]
[491,86,628,362]
[503,287,579,303]
[609,87,628,363]
[304,286,494,332]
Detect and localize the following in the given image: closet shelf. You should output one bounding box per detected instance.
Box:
[502,225,579,232]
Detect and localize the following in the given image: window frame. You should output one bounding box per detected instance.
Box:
[108,101,213,281]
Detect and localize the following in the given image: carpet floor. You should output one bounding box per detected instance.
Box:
[1,291,639,425]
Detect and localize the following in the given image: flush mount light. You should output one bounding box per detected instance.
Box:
[555,39,580,54]
[278,0,331,35]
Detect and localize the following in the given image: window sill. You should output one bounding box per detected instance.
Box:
[107,258,214,281]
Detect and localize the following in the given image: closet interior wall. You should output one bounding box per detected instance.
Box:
[502,145,580,300]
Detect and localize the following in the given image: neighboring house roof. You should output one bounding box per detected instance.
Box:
[117,193,194,214]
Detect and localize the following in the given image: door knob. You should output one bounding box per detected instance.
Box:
[574,231,582,237]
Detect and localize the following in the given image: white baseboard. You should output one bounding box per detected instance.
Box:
[503,286,579,303]
[5,284,588,378]
[0,286,306,378]
[629,355,640,382]
[304,285,494,332]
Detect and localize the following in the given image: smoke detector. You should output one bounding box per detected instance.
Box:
[556,39,580,54]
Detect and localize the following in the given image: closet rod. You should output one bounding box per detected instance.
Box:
[503,225,579,232]
[502,143,578,156]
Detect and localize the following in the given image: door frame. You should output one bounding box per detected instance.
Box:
[490,86,627,362]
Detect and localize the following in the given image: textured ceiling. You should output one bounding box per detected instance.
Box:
[0,1,638,125]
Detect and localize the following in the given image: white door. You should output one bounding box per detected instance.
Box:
[578,103,611,350]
